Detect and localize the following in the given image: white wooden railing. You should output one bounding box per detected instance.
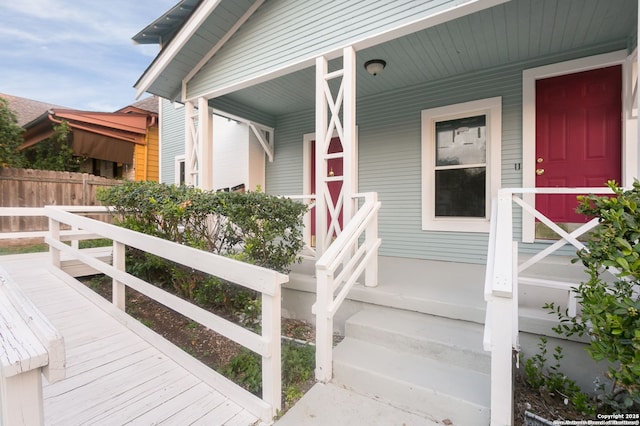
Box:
[1,206,288,423]
[314,192,381,382]
[483,187,615,426]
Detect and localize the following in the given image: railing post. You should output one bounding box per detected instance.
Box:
[365,194,379,287]
[315,270,333,382]
[261,291,282,417]
[71,226,79,250]
[1,369,45,426]
[489,189,514,426]
[48,217,60,269]
[493,190,513,297]
[489,295,514,426]
[112,241,126,310]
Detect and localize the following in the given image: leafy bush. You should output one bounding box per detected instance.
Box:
[523,337,594,415]
[97,181,307,272]
[546,180,640,412]
[0,97,25,168]
[222,348,262,395]
[97,181,307,327]
[23,121,83,172]
[222,340,315,402]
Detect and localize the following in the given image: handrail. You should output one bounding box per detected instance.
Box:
[484,186,616,426]
[1,205,287,422]
[316,193,379,272]
[314,192,381,382]
[0,206,107,242]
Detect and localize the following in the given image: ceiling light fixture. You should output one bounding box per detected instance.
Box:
[364,59,386,76]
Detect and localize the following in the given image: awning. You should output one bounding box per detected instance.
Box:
[71,129,134,164]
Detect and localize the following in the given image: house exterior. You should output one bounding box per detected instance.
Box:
[134,0,638,263]
[133,0,639,423]
[16,95,159,181]
[115,97,161,181]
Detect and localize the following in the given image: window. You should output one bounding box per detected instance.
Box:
[175,155,186,185]
[421,97,501,232]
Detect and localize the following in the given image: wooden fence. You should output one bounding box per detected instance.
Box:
[0,168,120,237]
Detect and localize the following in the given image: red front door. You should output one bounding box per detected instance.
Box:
[535,65,622,223]
[310,137,343,244]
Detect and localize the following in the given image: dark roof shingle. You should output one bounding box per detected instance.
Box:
[0,93,68,127]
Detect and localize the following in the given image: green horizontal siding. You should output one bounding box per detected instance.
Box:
[160,99,185,184]
[188,0,476,98]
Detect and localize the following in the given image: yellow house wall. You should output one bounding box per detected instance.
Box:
[134,126,159,181]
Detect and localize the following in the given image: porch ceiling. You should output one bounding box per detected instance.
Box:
[215,0,637,118]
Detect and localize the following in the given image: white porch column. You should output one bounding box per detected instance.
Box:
[315,56,329,256]
[184,98,213,189]
[314,46,358,256]
[184,100,198,187]
[198,97,214,190]
[342,46,357,223]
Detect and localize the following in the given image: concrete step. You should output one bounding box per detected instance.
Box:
[332,338,491,425]
[345,308,490,374]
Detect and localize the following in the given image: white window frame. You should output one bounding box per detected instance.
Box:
[175,154,186,185]
[421,97,502,233]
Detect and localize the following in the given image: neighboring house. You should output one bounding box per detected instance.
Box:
[18,96,159,180]
[133,0,639,423]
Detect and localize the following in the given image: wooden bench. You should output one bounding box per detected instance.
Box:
[0,266,65,426]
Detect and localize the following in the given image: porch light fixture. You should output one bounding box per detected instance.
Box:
[364,59,386,76]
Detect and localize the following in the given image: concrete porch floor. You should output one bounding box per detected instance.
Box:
[284,254,584,335]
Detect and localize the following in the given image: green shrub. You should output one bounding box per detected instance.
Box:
[282,341,315,385]
[97,181,307,326]
[546,180,640,413]
[222,340,315,401]
[222,348,262,395]
[97,181,307,273]
[523,337,594,415]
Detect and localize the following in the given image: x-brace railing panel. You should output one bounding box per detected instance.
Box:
[315,47,356,256]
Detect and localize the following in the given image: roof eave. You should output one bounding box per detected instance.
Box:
[134,0,224,99]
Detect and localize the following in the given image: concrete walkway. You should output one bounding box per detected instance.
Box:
[275,383,442,426]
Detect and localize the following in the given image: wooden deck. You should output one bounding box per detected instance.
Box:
[0,252,264,426]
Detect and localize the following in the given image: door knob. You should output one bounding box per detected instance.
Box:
[536,168,545,176]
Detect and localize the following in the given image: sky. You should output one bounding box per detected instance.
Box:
[0,0,178,112]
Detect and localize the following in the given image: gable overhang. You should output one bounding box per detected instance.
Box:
[134,0,222,100]
[134,0,263,102]
[184,0,510,102]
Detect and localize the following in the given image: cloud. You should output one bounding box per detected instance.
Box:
[0,0,175,111]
